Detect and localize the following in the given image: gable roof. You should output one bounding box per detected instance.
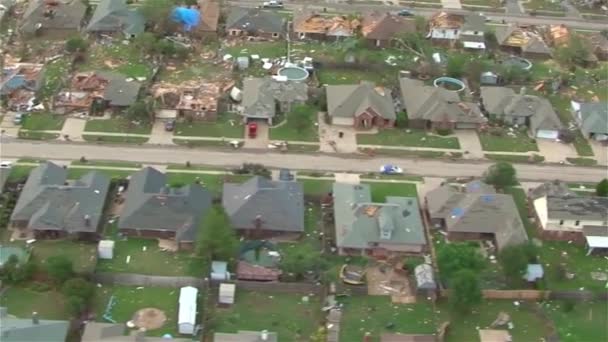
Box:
[362,12,416,40]
[241,78,308,119]
[118,167,212,242]
[546,196,608,222]
[10,162,110,233]
[81,322,192,341]
[86,0,144,35]
[98,71,142,106]
[0,313,69,342]
[222,176,304,233]
[333,183,426,250]
[21,0,87,33]
[494,25,552,56]
[226,8,285,34]
[326,83,396,120]
[462,13,486,32]
[529,180,576,201]
[400,78,486,124]
[198,0,220,32]
[578,102,608,135]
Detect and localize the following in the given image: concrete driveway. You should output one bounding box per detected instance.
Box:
[536,139,578,163]
[318,112,359,153]
[244,121,269,149]
[453,130,483,159]
[441,0,462,9]
[590,141,607,166]
[60,118,86,142]
[148,121,174,145]
[0,112,21,137]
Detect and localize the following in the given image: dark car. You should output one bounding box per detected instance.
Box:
[397,9,414,16]
[164,120,175,132]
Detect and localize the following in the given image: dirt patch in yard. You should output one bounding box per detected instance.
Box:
[366,263,416,304]
[131,308,167,330]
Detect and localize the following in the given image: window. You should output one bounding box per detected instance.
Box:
[272,32,279,38]
[474,31,478,35]
[575,220,580,226]
[559,220,564,225]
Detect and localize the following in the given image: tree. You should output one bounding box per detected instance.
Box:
[484,30,498,49]
[484,162,517,189]
[498,244,533,285]
[197,206,239,262]
[65,36,88,53]
[450,270,482,313]
[280,243,327,281]
[140,0,175,32]
[596,179,608,197]
[134,32,158,55]
[437,243,485,285]
[414,16,427,32]
[465,60,484,90]
[62,278,95,302]
[554,34,592,67]
[0,256,35,284]
[126,101,153,123]
[66,296,86,317]
[46,255,74,284]
[446,55,466,78]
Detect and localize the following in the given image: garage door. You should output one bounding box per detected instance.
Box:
[536,130,559,139]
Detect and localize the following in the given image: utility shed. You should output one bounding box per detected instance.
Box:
[414,264,436,290]
[97,240,115,260]
[219,283,236,305]
[178,286,198,335]
[583,226,608,255]
[211,261,230,281]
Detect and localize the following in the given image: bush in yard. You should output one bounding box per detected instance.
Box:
[29,282,51,292]
[450,270,482,313]
[233,163,271,179]
[498,244,536,285]
[65,36,88,53]
[66,296,86,317]
[127,101,153,123]
[437,243,485,285]
[558,129,576,144]
[46,255,74,284]
[197,206,238,262]
[446,55,466,78]
[62,278,95,302]
[484,162,517,189]
[140,0,174,32]
[0,256,36,284]
[435,128,452,136]
[596,179,608,197]
[280,243,327,281]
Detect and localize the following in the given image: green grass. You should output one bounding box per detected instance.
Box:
[281,143,320,153]
[82,134,149,144]
[158,59,219,83]
[167,164,227,172]
[523,0,565,12]
[566,157,597,166]
[18,131,59,140]
[165,173,249,195]
[225,41,287,58]
[39,57,71,99]
[360,173,424,182]
[71,160,142,168]
[300,179,334,196]
[478,132,539,152]
[573,132,595,157]
[485,153,545,163]
[79,43,152,78]
[175,113,244,138]
[542,300,608,342]
[21,113,65,131]
[317,68,396,86]
[357,130,460,149]
[213,290,321,341]
[503,187,537,237]
[92,285,179,336]
[339,296,437,341]
[0,286,68,319]
[85,118,152,134]
[67,168,132,180]
[270,105,319,142]
[7,166,36,182]
[1,240,98,273]
[461,0,501,6]
[363,182,417,202]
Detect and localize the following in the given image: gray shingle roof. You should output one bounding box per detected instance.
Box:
[118,167,212,242]
[529,180,576,201]
[333,183,426,250]
[241,78,308,119]
[547,196,608,222]
[226,8,285,34]
[0,311,69,342]
[10,162,110,233]
[577,102,608,136]
[20,0,86,33]
[97,71,142,107]
[222,176,304,233]
[326,83,396,120]
[462,13,486,32]
[86,0,144,36]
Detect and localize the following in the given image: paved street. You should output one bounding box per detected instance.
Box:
[1,139,605,182]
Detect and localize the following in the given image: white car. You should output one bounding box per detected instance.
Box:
[0,161,13,169]
[263,0,284,8]
[380,164,403,175]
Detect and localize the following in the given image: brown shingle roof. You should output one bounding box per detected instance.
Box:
[361,12,416,40]
[198,0,219,32]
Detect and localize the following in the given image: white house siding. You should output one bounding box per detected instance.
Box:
[431,28,460,40]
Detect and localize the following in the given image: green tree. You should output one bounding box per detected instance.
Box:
[134,32,158,54]
[498,244,533,285]
[446,55,466,78]
[596,179,608,197]
[484,30,498,49]
[46,255,74,284]
[66,296,86,317]
[140,0,175,32]
[450,270,483,313]
[280,243,327,281]
[0,256,36,284]
[437,243,485,284]
[465,60,484,90]
[126,101,152,123]
[65,36,88,53]
[484,162,517,189]
[554,34,592,67]
[197,206,239,262]
[62,278,95,302]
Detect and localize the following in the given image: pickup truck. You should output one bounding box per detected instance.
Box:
[262,1,284,8]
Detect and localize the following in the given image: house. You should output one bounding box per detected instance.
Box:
[153,81,220,121]
[225,8,285,39]
[425,181,528,251]
[399,78,486,130]
[118,167,212,250]
[218,283,235,305]
[571,101,608,141]
[214,330,278,342]
[293,10,359,41]
[332,183,427,257]
[178,286,198,335]
[55,72,141,114]
[361,12,416,48]
[326,82,396,129]
[10,162,110,239]
[584,32,608,61]
[495,24,552,59]
[0,310,69,342]
[459,13,487,50]
[428,12,463,43]
[0,63,44,111]
[20,0,87,38]
[381,333,438,342]
[240,78,308,124]
[530,181,608,242]
[82,322,192,341]
[480,86,563,139]
[222,176,304,239]
[196,0,220,39]
[86,0,144,37]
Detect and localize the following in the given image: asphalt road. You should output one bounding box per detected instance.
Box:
[1,139,605,182]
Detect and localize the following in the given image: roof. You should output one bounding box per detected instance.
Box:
[362,12,415,40]
[211,261,228,274]
[414,263,436,290]
[118,167,212,242]
[81,322,192,341]
[236,260,281,281]
[214,330,278,342]
[524,263,544,281]
[583,225,608,237]
[547,24,570,45]
[494,25,552,56]
[462,13,486,32]
[0,246,27,266]
[578,102,608,135]
[400,78,486,125]
[198,0,220,32]
[98,71,141,106]
[219,283,235,303]
[178,286,198,326]
[86,0,144,35]
[529,180,576,201]
[10,162,110,233]
[333,183,426,250]
[241,78,308,119]
[226,7,285,34]
[222,176,304,233]
[426,183,528,251]
[294,10,358,37]
[429,11,464,30]
[0,63,44,95]
[381,333,438,342]
[478,329,511,342]
[326,83,396,120]
[546,196,608,221]
[0,313,69,342]
[586,32,608,52]
[583,226,608,249]
[21,0,87,33]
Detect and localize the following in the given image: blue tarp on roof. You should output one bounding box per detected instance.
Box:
[171,7,200,31]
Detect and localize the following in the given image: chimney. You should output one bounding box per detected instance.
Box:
[261,330,269,341]
[254,215,262,230]
[84,214,90,227]
[32,312,39,325]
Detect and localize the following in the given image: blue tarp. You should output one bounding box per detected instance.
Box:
[171,7,200,31]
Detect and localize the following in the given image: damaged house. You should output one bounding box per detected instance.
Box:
[326,82,396,129]
[0,63,44,111]
[399,78,487,130]
[20,0,87,38]
[153,81,220,121]
[225,7,286,39]
[240,77,308,124]
[495,24,552,59]
[292,10,359,41]
[10,162,110,239]
[54,71,141,114]
[428,12,486,49]
[195,0,220,39]
[361,11,416,48]
[544,24,570,47]
[85,0,145,37]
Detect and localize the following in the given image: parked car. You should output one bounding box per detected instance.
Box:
[380,164,403,175]
[0,161,13,169]
[262,0,283,8]
[164,120,175,132]
[397,9,414,16]
[13,113,25,125]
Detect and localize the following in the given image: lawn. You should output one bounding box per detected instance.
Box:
[357,130,460,149]
[317,68,396,86]
[339,296,437,341]
[67,168,133,180]
[0,239,97,273]
[523,0,565,12]
[270,105,319,142]
[460,0,501,6]
[0,286,68,319]
[7,165,36,182]
[92,285,180,336]
[82,134,149,144]
[173,139,233,148]
[213,290,322,341]
[79,42,153,79]
[175,113,244,138]
[485,153,545,163]
[165,173,249,195]
[225,41,287,59]
[18,131,60,140]
[361,148,448,158]
[362,182,417,202]
[566,157,597,166]
[478,132,539,152]
[542,300,608,342]
[85,118,152,134]
[71,160,142,168]
[300,179,333,196]
[21,113,65,131]
[158,59,221,83]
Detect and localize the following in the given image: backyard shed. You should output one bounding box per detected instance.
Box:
[219,283,236,305]
[178,286,198,335]
[211,261,230,281]
[480,71,498,85]
[524,264,544,282]
[0,246,28,267]
[414,264,436,291]
[97,240,115,260]
[583,226,608,255]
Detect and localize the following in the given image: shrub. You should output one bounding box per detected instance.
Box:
[29,282,51,292]
[435,128,453,136]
